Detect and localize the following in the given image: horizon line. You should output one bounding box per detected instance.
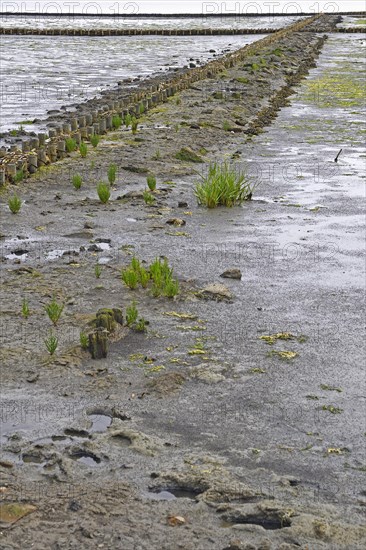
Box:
[1,11,365,18]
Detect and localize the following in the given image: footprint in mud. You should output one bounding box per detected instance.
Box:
[69,449,101,467]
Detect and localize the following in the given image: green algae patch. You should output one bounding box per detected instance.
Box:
[175,147,204,163]
[0,503,37,526]
[322,405,343,414]
[304,70,365,108]
[164,311,198,321]
[248,368,266,374]
[320,384,342,393]
[260,332,296,345]
[267,350,298,361]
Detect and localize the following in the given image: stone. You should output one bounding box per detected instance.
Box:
[199,283,234,302]
[220,269,242,280]
[175,147,204,163]
[166,218,186,227]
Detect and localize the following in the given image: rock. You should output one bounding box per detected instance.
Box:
[220,269,242,280]
[88,244,104,252]
[175,147,204,163]
[122,165,148,174]
[199,283,234,302]
[95,238,111,244]
[26,372,39,383]
[120,190,144,199]
[69,500,82,512]
[166,218,186,227]
[0,460,14,469]
[84,221,93,229]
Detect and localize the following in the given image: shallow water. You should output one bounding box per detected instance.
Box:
[0,15,302,30]
[0,34,264,132]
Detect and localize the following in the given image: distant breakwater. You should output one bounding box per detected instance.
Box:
[1,26,365,36]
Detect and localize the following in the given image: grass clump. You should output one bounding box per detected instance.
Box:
[95,264,102,279]
[149,257,179,298]
[146,174,157,192]
[72,174,83,190]
[152,149,161,160]
[65,138,77,153]
[163,278,179,298]
[45,332,58,355]
[15,169,24,183]
[139,267,150,288]
[8,194,22,214]
[124,113,132,128]
[80,332,89,350]
[126,301,138,326]
[143,190,155,205]
[121,268,139,290]
[194,162,253,208]
[44,297,64,326]
[135,317,147,332]
[107,163,117,185]
[22,298,30,319]
[121,256,179,298]
[97,182,111,204]
[90,134,100,148]
[112,115,122,129]
[79,141,88,158]
[131,117,138,135]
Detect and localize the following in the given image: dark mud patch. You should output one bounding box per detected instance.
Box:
[220,507,294,530]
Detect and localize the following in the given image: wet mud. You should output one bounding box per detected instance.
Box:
[0,16,365,550]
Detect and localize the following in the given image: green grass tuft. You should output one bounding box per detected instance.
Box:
[44,297,64,326]
[107,163,117,185]
[80,332,89,349]
[79,142,88,158]
[97,182,111,204]
[45,331,58,355]
[95,264,102,279]
[146,174,157,192]
[194,162,253,208]
[90,134,100,148]
[8,194,22,214]
[143,190,155,205]
[22,298,30,319]
[126,301,138,326]
[72,174,83,190]
[112,115,122,129]
[65,138,77,153]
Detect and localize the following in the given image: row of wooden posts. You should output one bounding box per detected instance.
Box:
[1,26,365,36]
[0,14,324,186]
